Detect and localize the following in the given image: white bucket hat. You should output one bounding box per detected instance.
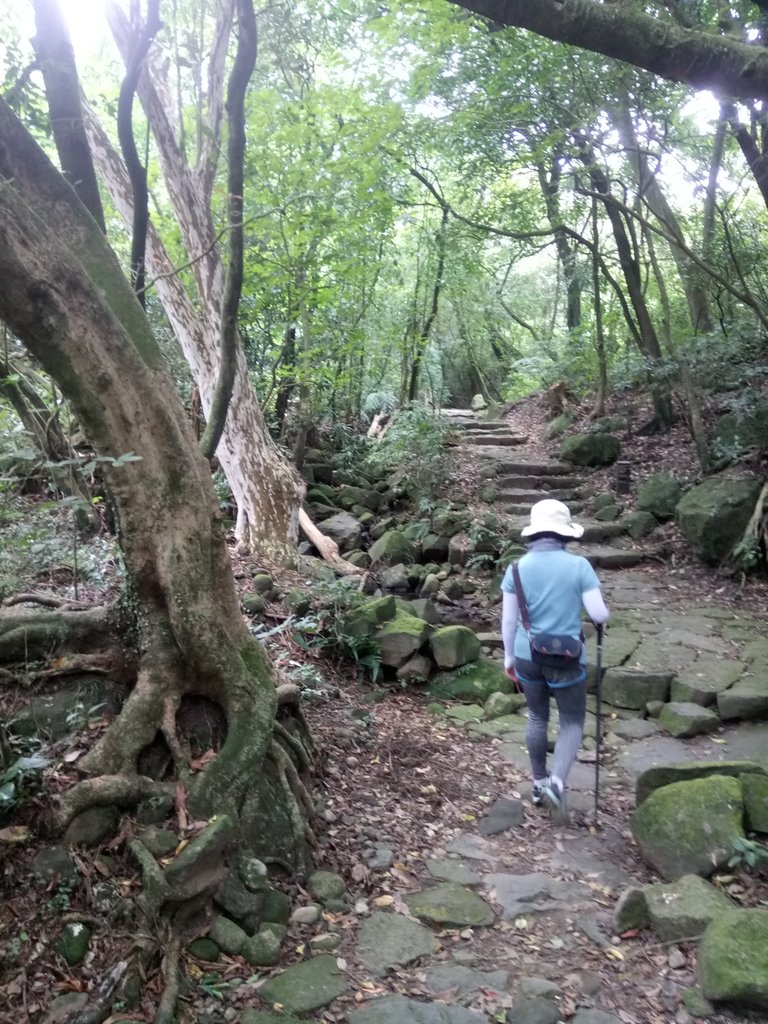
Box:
[521,498,584,539]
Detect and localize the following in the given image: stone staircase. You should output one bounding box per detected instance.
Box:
[444,409,664,571]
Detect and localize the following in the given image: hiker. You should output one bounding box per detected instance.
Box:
[500,499,610,821]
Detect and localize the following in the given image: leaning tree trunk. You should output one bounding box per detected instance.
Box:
[0,99,312,867]
[103,0,301,561]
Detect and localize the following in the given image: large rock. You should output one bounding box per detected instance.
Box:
[624,510,658,539]
[429,658,512,702]
[717,676,768,720]
[676,473,762,564]
[430,626,481,669]
[258,955,348,1013]
[601,667,672,709]
[699,908,768,1010]
[636,759,768,805]
[658,701,720,738]
[343,595,397,639]
[405,882,495,927]
[615,874,735,941]
[369,529,417,566]
[636,472,682,521]
[377,614,432,668]
[560,433,621,467]
[671,661,745,706]
[631,776,744,879]
[742,772,768,832]
[318,511,363,551]
[357,911,438,976]
[421,533,449,561]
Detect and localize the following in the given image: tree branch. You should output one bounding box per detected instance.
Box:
[449,0,768,102]
[200,0,257,460]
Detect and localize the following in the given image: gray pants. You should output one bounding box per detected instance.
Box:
[515,657,587,784]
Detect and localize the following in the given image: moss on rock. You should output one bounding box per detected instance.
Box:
[699,909,768,1010]
[631,775,744,879]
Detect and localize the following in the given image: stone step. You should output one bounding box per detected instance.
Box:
[499,500,585,516]
[496,474,583,490]
[453,420,510,432]
[490,460,574,476]
[580,542,668,570]
[497,487,579,503]
[507,517,626,544]
[465,434,528,447]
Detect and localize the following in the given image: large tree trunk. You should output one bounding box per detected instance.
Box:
[102,0,302,561]
[614,99,713,334]
[536,153,581,333]
[579,140,674,428]
[0,98,312,868]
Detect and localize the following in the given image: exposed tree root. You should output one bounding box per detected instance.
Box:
[273,719,312,773]
[0,604,120,665]
[58,773,169,828]
[153,934,181,1024]
[269,740,316,865]
[2,592,92,610]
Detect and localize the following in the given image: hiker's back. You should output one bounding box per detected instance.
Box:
[517,548,592,639]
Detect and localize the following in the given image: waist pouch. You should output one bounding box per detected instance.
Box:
[530,633,582,668]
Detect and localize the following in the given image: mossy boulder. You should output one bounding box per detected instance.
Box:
[699,909,768,1010]
[631,775,744,879]
[616,874,735,942]
[432,509,470,538]
[636,472,682,521]
[742,772,768,832]
[560,433,621,467]
[544,412,575,440]
[676,473,762,564]
[342,596,397,639]
[589,415,628,434]
[376,614,431,668]
[430,626,481,669]
[430,658,512,703]
[658,701,720,738]
[624,510,658,539]
[369,529,417,566]
[484,691,527,719]
[636,760,768,806]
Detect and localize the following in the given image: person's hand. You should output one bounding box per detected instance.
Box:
[505,665,518,682]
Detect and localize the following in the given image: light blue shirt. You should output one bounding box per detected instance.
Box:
[500,548,601,664]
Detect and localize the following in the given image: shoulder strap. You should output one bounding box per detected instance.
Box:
[512,562,531,632]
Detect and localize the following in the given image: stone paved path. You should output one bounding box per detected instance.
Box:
[249,411,767,1024]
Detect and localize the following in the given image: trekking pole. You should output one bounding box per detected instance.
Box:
[594,622,604,825]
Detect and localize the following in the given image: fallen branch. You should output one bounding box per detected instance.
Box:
[298,508,363,575]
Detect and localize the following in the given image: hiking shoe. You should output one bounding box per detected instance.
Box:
[531,781,547,807]
[543,780,568,825]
